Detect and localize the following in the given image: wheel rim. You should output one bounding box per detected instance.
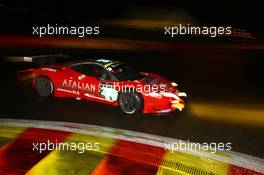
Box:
[120,93,137,114]
[36,77,53,97]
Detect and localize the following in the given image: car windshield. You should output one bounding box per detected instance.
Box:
[108,63,143,81]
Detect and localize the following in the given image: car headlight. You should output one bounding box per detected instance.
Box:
[171,82,178,87]
[178,92,187,97]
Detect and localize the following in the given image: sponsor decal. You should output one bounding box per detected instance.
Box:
[99,82,118,101]
[59,79,96,93]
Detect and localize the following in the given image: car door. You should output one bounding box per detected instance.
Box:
[78,64,118,103]
[55,66,81,98]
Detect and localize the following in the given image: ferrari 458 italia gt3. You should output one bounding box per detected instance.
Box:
[20,58,187,114]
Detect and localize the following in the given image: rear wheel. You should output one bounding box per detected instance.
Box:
[35,76,54,97]
[118,91,143,114]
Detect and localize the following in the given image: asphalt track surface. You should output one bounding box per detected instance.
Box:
[0,46,264,158]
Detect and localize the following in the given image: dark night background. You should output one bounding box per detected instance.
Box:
[0,0,262,38]
[0,0,264,159]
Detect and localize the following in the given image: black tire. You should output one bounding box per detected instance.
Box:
[35,76,54,97]
[118,91,143,114]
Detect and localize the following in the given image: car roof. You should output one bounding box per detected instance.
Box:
[66,59,121,68]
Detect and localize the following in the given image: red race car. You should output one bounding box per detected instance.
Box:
[20,58,187,114]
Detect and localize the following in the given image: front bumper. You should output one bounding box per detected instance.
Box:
[143,91,187,114]
[161,91,187,111]
[171,99,185,111]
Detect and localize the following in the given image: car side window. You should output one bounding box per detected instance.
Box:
[71,64,95,76]
[71,64,110,80]
[93,65,110,80]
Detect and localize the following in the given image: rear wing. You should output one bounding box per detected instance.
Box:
[4,54,69,65]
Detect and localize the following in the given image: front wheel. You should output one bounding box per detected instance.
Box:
[118,91,143,114]
[35,76,54,97]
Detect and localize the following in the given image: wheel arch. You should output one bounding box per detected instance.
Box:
[117,87,144,114]
[34,75,55,96]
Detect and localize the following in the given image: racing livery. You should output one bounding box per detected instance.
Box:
[20,59,187,114]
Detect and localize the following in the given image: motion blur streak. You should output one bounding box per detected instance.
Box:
[1,36,263,53]
[191,102,264,127]
[1,120,264,174]
[0,35,168,51]
[92,140,166,175]
[0,128,70,174]
[0,126,25,147]
[101,19,188,29]
[157,150,229,175]
[27,133,117,175]
[3,56,33,62]
[101,19,254,39]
